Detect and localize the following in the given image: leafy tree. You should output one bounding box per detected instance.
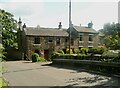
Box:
[99,23,120,50]
[0,44,6,61]
[0,9,18,48]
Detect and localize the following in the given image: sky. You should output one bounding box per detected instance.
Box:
[0,0,119,31]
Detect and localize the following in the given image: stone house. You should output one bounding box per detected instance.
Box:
[68,21,99,50]
[18,20,69,60]
[18,18,99,60]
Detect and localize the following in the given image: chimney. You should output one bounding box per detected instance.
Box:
[23,23,26,29]
[18,17,22,30]
[58,22,62,29]
[88,21,93,28]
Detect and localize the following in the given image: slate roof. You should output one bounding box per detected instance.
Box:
[73,25,98,33]
[25,27,68,37]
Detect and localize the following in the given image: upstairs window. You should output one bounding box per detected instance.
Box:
[89,34,93,41]
[34,36,40,44]
[56,37,60,45]
[49,37,53,43]
[80,35,83,41]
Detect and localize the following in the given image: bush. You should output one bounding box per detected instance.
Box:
[102,50,119,57]
[32,53,39,62]
[57,49,64,54]
[88,47,107,54]
[80,48,88,54]
[56,54,89,60]
[50,51,59,60]
[66,48,73,54]
[37,57,47,62]
[74,48,80,54]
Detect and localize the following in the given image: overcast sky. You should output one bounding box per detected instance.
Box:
[0,0,119,30]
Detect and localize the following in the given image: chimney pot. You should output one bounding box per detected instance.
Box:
[58,22,62,29]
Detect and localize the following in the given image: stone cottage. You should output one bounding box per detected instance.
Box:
[18,18,99,60]
[18,19,69,60]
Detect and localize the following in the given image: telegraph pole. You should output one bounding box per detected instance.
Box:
[69,0,72,54]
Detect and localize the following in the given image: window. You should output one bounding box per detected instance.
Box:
[65,38,68,42]
[34,36,40,44]
[56,37,60,45]
[48,37,53,42]
[71,39,74,46]
[89,35,93,41]
[80,35,83,41]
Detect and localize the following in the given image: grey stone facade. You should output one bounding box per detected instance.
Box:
[18,20,100,60]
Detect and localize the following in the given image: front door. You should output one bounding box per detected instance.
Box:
[44,50,49,59]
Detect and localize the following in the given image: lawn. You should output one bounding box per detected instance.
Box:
[0,61,8,88]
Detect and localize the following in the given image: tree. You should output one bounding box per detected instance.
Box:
[99,23,120,49]
[0,9,18,48]
[0,44,6,60]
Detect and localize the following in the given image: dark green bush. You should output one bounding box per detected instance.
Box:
[32,53,39,62]
[57,54,89,60]
[88,47,107,54]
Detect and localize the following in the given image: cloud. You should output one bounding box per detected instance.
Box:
[0,1,118,30]
[0,2,44,17]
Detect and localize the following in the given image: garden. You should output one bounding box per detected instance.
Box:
[51,47,120,75]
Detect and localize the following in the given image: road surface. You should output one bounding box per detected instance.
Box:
[3,61,120,87]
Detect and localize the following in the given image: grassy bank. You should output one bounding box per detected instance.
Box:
[0,77,8,88]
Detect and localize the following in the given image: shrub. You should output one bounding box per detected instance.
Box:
[74,48,80,54]
[66,48,73,54]
[37,57,47,62]
[102,50,119,57]
[32,53,39,62]
[57,49,64,54]
[88,47,107,54]
[50,51,59,60]
[80,48,88,54]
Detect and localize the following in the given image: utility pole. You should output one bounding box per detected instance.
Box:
[69,0,72,54]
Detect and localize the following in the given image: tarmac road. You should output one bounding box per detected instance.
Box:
[3,61,120,87]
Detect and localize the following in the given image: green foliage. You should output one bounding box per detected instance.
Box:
[88,47,107,54]
[57,49,64,54]
[32,53,47,62]
[66,48,73,54]
[32,53,39,62]
[50,49,64,60]
[102,50,119,57]
[74,48,80,54]
[0,9,18,48]
[0,77,8,88]
[37,57,47,62]
[0,44,7,61]
[57,54,89,59]
[99,23,120,50]
[50,51,59,60]
[80,48,88,54]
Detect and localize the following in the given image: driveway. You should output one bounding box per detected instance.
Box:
[3,61,120,87]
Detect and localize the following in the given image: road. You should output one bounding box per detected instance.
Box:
[3,61,120,87]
